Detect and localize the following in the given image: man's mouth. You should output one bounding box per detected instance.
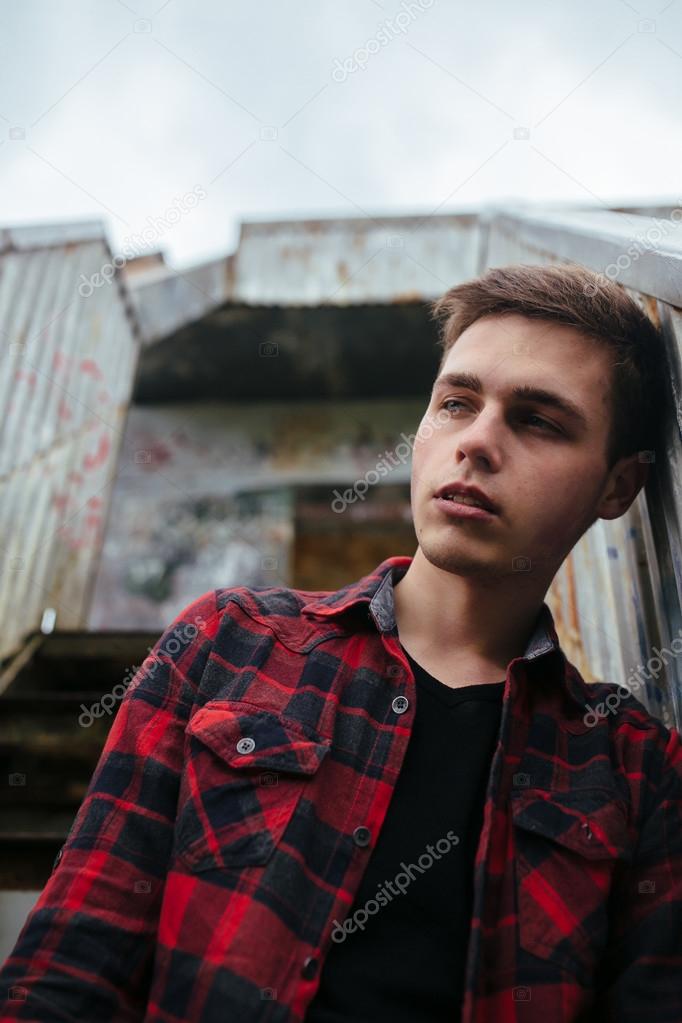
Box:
[433,483,500,515]
[432,494,498,522]
[438,492,489,509]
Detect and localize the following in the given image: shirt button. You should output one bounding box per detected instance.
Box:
[301,955,318,979]
[236,737,256,755]
[352,825,371,847]
[392,695,409,714]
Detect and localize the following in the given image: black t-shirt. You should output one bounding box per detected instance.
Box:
[305,645,505,1023]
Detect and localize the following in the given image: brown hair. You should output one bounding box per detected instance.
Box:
[429,262,669,470]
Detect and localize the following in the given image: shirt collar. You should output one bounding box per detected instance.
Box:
[301,554,586,711]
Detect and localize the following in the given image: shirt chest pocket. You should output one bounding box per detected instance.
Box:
[174,701,332,872]
[511,787,633,980]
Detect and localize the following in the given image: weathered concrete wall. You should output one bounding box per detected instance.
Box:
[88,398,423,629]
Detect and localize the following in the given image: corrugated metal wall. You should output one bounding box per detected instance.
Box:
[484,209,682,731]
[0,222,140,662]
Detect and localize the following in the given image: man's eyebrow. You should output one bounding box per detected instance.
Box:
[431,371,589,429]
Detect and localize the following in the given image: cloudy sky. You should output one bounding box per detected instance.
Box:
[1,0,680,268]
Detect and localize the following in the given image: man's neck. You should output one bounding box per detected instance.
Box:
[392,548,549,672]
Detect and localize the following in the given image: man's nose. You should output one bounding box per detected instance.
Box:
[453,408,503,470]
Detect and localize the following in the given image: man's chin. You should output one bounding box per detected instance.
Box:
[418,538,503,578]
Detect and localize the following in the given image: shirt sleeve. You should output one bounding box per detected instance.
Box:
[595,720,682,1021]
[0,591,219,1022]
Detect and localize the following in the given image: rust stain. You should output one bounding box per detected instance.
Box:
[641,293,661,329]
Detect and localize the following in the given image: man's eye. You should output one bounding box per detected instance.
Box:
[523,413,561,433]
[440,399,561,435]
[441,400,561,435]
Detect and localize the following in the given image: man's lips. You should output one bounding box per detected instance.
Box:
[432,495,498,521]
[433,482,500,514]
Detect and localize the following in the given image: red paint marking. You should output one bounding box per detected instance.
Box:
[149,442,172,465]
[80,358,103,380]
[83,433,111,471]
[58,397,72,421]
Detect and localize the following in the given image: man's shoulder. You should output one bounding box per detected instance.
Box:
[162,581,326,630]
[584,679,682,794]
[210,581,349,634]
[165,580,353,656]
[586,678,679,741]
[215,581,334,621]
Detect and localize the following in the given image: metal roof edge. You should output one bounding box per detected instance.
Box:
[237,211,481,235]
[0,218,107,253]
[488,207,682,306]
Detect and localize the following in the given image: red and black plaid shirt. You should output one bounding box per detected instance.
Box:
[2,554,681,1022]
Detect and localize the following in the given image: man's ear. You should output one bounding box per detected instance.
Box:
[596,451,650,522]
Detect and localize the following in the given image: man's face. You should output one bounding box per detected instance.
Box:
[411,312,619,582]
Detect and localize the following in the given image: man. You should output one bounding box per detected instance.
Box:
[1,263,680,1022]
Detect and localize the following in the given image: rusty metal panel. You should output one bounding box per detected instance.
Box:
[485,208,682,307]
[547,502,680,730]
[126,253,234,345]
[232,214,482,306]
[103,206,682,344]
[487,208,682,729]
[0,222,141,662]
[121,214,482,348]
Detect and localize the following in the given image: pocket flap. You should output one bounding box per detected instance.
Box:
[511,787,632,861]
[186,701,331,776]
